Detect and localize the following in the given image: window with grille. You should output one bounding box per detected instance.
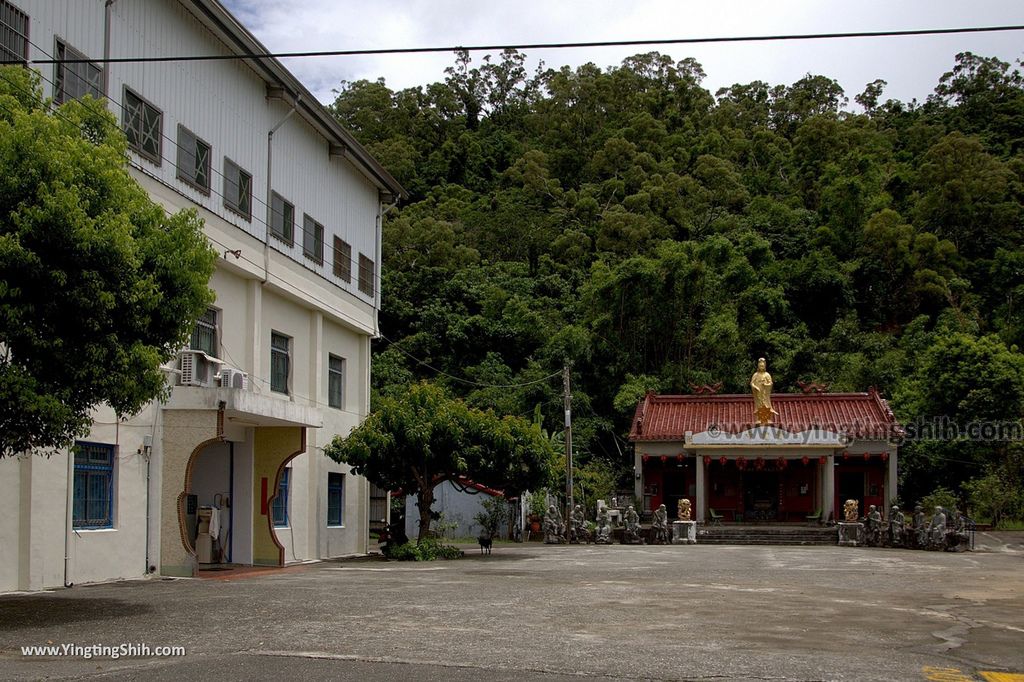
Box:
[223,158,252,220]
[73,442,114,529]
[333,237,351,281]
[328,354,345,409]
[54,39,102,104]
[190,307,217,356]
[270,192,294,245]
[122,88,162,164]
[270,331,290,394]
[0,1,28,66]
[272,467,290,527]
[327,472,344,526]
[303,214,324,264]
[176,124,211,193]
[358,253,375,297]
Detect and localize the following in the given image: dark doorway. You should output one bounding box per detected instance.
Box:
[663,468,689,519]
[742,471,780,520]
[838,471,865,517]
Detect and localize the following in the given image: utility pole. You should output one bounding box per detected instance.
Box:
[563,365,573,536]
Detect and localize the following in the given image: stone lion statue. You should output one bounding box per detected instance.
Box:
[677,498,692,521]
[843,499,859,522]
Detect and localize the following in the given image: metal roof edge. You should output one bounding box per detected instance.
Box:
[185,0,407,200]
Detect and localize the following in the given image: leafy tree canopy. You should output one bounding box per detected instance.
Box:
[324,382,557,540]
[0,67,216,457]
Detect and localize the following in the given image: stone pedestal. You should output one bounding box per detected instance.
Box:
[838,522,863,546]
[672,520,697,545]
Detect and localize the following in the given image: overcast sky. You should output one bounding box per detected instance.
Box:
[223,1,1024,108]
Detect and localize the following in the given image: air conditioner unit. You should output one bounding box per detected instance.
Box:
[218,367,249,390]
[179,350,216,387]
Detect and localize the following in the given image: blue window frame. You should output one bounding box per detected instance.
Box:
[272,467,290,527]
[73,442,114,528]
[327,472,344,526]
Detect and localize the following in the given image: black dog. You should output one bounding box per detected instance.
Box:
[478,530,492,555]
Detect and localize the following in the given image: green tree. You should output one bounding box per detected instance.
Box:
[0,67,216,458]
[324,382,556,541]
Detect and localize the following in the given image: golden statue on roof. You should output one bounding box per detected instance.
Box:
[751,357,777,425]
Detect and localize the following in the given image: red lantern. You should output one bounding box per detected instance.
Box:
[737,456,746,469]
[755,457,765,470]
[842,451,849,460]
[642,454,649,462]
[801,455,810,466]
[863,452,870,461]
[719,456,727,466]
[881,452,889,462]
[703,455,711,465]
[777,457,787,469]
[677,454,685,462]
[819,456,826,465]
[660,455,668,463]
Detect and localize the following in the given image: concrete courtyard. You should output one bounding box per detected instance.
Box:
[1,534,1022,681]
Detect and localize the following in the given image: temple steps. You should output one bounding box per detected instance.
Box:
[697,525,837,546]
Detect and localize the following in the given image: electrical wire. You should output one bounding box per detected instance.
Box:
[377,331,562,389]
[13,25,1024,66]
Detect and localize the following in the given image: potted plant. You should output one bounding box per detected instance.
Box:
[528,489,548,533]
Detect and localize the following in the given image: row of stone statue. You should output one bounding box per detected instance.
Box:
[543,503,674,545]
[842,500,971,551]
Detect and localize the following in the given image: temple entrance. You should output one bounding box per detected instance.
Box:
[741,471,779,521]
[663,469,690,519]
[838,471,865,518]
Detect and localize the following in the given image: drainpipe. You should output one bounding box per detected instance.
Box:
[263,94,300,284]
[102,1,117,98]
[373,197,397,339]
[64,446,73,588]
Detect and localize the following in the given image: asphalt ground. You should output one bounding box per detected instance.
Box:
[1,533,1022,681]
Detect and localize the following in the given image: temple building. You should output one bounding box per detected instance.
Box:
[628,387,902,524]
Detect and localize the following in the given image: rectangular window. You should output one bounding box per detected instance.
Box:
[270,331,290,394]
[303,214,324,264]
[328,354,345,409]
[54,39,102,104]
[190,307,217,356]
[176,124,211,193]
[327,472,344,526]
[333,237,351,282]
[223,158,252,220]
[73,442,114,529]
[0,1,28,66]
[122,88,162,164]
[272,467,290,527]
[270,192,294,245]
[358,253,375,297]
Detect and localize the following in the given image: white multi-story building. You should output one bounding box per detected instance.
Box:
[0,0,403,591]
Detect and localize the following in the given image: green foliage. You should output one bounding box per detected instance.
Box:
[324,382,556,541]
[0,67,216,457]
[329,50,1024,512]
[919,486,958,515]
[386,537,463,561]
[473,495,510,536]
[965,471,1024,527]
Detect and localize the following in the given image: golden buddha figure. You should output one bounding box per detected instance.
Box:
[750,357,777,425]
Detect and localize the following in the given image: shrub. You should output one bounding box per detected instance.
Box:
[387,537,463,561]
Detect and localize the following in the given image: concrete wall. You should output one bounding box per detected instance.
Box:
[405,482,509,540]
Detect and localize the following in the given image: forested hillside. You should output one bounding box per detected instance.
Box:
[329,50,1024,517]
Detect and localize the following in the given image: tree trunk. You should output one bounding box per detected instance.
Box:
[417,487,435,543]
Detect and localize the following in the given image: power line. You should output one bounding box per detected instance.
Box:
[12,25,1024,66]
[378,332,562,389]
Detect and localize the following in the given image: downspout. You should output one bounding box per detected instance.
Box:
[64,446,73,587]
[103,1,117,98]
[373,197,398,339]
[263,94,300,284]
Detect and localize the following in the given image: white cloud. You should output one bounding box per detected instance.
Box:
[223,0,1024,106]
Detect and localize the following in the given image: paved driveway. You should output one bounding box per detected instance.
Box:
[1,540,1022,681]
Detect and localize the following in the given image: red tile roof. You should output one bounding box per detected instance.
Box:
[628,389,901,441]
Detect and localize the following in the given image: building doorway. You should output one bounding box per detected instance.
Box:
[742,471,780,520]
[838,471,865,518]
[663,468,689,519]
